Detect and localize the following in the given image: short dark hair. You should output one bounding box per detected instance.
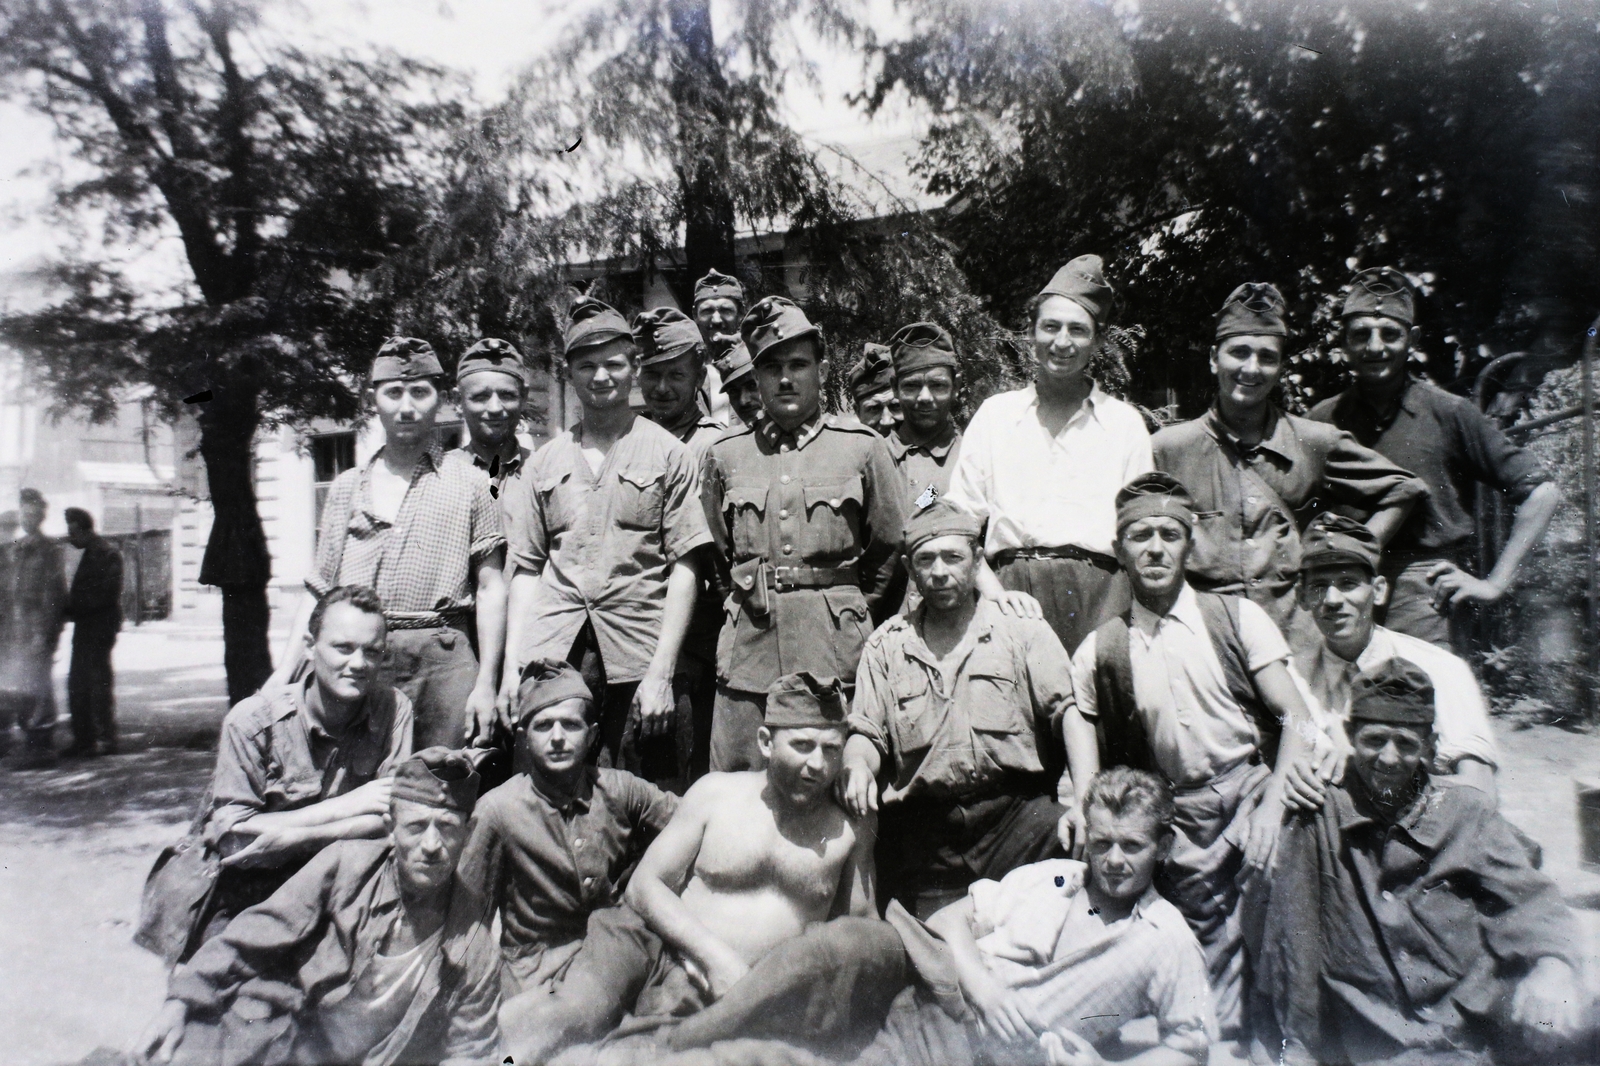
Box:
[309,585,386,639]
[63,507,93,530]
[1084,766,1176,834]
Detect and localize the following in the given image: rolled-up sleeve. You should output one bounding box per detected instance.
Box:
[846,635,895,758]
[1423,651,1498,772]
[1323,430,1430,513]
[467,474,507,566]
[660,445,714,564]
[500,460,547,577]
[1020,618,1076,733]
[1458,405,1550,504]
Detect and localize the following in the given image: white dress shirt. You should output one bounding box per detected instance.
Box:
[1072,584,1291,786]
[946,383,1153,559]
[1290,624,1499,772]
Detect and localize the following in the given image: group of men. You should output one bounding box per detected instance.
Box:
[1,491,124,767]
[128,258,1590,1066]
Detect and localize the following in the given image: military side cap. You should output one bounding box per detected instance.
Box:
[517,658,594,722]
[457,338,527,386]
[632,307,706,367]
[1039,254,1114,323]
[1215,282,1288,340]
[1348,658,1435,727]
[1342,267,1415,326]
[889,322,959,376]
[565,296,633,357]
[693,268,745,307]
[849,343,895,400]
[903,498,983,554]
[765,671,848,730]
[371,337,444,383]
[740,296,820,364]
[715,337,755,389]
[1301,512,1382,574]
[391,746,480,814]
[1115,472,1197,532]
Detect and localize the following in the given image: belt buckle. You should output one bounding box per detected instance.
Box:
[772,566,798,591]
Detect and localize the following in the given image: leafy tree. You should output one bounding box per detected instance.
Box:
[867,0,1600,413]
[0,0,465,701]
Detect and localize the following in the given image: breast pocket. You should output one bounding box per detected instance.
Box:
[801,475,865,558]
[723,477,770,554]
[614,466,666,531]
[890,671,936,755]
[535,473,577,535]
[965,652,1028,735]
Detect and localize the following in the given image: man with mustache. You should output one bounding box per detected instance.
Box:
[1308,268,1559,650]
[501,297,712,789]
[884,322,964,508]
[690,268,745,360]
[455,337,532,501]
[700,296,909,772]
[1152,283,1426,652]
[1293,512,1498,797]
[946,255,1153,655]
[1063,473,1326,1038]
[1248,660,1586,1066]
[850,342,903,437]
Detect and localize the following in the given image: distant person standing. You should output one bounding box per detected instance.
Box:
[5,489,67,769]
[62,508,123,757]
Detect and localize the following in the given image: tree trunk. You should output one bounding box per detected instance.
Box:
[196,387,274,705]
[668,0,737,295]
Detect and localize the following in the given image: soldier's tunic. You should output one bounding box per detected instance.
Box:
[701,413,909,770]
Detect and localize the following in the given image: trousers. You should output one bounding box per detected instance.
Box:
[709,684,767,773]
[380,623,479,749]
[568,621,685,788]
[993,555,1128,655]
[1380,555,1457,652]
[68,623,117,748]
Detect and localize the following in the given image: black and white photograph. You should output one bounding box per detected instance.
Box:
[2,0,1599,1063]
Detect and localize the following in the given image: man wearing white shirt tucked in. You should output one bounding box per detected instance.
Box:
[946,254,1154,655]
[1292,511,1498,797]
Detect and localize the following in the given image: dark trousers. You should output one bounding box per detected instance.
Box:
[567,622,681,787]
[380,623,479,749]
[68,623,117,749]
[709,684,767,772]
[994,554,1128,654]
[878,789,1068,920]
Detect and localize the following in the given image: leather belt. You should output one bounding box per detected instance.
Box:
[764,564,860,591]
[991,544,1118,572]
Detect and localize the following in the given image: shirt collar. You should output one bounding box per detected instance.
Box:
[1129,582,1202,638]
[759,412,825,451]
[368,438,446,475]
[1013,383,1110,429]
[1341,376,1419,428]
[1203,403,1296,463]
[900,597,997,669]
[294,673,374,740]
[527,766,597,815]
[890,424,958,459]
[1351,625,1398,673]
[462,440,526,475]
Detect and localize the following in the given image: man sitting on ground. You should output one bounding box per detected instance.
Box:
[843,498,1078,920]
[502,671,906,1065]
[1063,473,1328,1037]
[191,585,413,953]
[1293,511,1498,797]
[858,766,1216,1066]
[1248,660,1586,1066]
[461,659,677,997]
[133,748,501,1066]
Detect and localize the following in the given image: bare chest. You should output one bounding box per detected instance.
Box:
[694,807,853,906]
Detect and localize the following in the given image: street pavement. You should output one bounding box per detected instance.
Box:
[2,622,1598,1065]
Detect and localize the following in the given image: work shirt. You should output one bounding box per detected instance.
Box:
[1310,376,1550,555]
[1152,406,1427,622]
[458,768,676,957]
[66,534,123,632]
[1071,584,1289,787]
[969,859,1216,1057]
[504,416,712,684]
[1291,624,1498,773]
[886,425,963,508]
[169,840,502,1066]
[311,442,505,628]
[703,413,909,693]
[458,439,531,499]
[205,676,413,846]
[663,412,727,466]
[947,384,1153,559]
[1256,775,1577,1059]
[848,599,1074,802]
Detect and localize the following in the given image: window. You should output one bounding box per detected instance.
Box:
[311,431,357,531]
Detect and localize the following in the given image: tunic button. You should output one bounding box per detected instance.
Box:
[781,475,791,484]
[780,509,790,519]
[830,498,841,507]
[782,544,794,555]
[1382,890,1394,901]
[574,839,584,848]
[584,876,594,886]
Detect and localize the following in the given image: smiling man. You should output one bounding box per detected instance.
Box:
[1152,283,1426,651]
[1308,268,1559,650]
[134,748,501,1066]
[502,298,711,789]
[842,499,1078,920]
[947,255,1153,655]
[700,296,909,772]
[455,337,532,498]
[884,322,964,507]
[1249,660,1587,1066]
[635,307,725,461]
[691,268,746,358]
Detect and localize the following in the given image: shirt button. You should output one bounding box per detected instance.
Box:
[781,475,791,484]
[574,839,584,848]
[1381,890,1394,901]
[782,544,794,555]
[584,876,594,886]
[779,509,790,519]
[780,444,790,453]
[830,498,841,507]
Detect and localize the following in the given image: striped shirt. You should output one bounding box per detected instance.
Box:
[310,441,505,628]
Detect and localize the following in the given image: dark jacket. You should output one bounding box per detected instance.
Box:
[68,534,123,632]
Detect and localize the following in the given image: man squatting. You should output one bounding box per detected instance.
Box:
[130,261,1590,1066]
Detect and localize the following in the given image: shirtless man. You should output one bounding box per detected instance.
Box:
[501,671,907,1064]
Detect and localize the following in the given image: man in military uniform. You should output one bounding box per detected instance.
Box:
[714,337,763,429]
[634,307,724,462]
[849,342,902,436]
[1152,283,1426,650]
[1308,267,1559,649]
[701,296,909,771]
[455,337,532,499]
[6,488,67,769]
[884,322,964,507]
[690,268,746,358]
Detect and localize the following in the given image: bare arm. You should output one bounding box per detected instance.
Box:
[466,549,506,745]
[831,809,877,918]
[1364,499,1416,547]
[1245,660,1324,870]
[1061,704,1102,813]
[839,733,882,818]
[624,780,748,997]
[498,569,540,723]
[219,813,389,868]
[927,897,1043,1045]
[632,554,700,738]
[1429,480,1559,610]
